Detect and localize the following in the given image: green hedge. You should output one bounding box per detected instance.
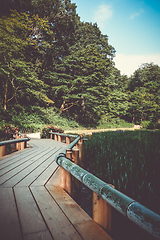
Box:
[84,130,160,215]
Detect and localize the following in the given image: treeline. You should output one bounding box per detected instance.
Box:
[0,0,160,128]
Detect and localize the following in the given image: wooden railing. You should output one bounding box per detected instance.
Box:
[0,133,30,158]
[51,132,160,239]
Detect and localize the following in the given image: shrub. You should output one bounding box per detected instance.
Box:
[40,125,64,138]
[97,117,133,129]
[0,125,19,141]
[141,120,160,129]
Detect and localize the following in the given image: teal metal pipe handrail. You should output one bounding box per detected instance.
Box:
[49,132,79,139]
[55,134,160,239]
[0,134,30,147]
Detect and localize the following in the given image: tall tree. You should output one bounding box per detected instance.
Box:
[0,10,54,110]
[70,21,115,60]
[127,63,160,123]
[52,46,112,123]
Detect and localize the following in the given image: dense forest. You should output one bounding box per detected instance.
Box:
[0,0,160,130]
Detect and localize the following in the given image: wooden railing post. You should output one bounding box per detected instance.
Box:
[72,148,80,192]
[58,135,62,142]
[16,134,21,151]
[54,134,58,141]
[21,134,25,150]
[50,130,53,139]
[76,135,83,166]
[60,149,72,196]
[76,140,84,167]
[93,185,115,236]
[72,148,79,165]
[0,146,7,158]
[66,136,70,144]
[23,134,27,148]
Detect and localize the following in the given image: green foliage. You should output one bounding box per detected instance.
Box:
[141,121,160,129]
[127,63,160,124]
[0,10,54,110]
[0,1,159,129]
[84,131,160,215]
[40,125,64,138]
[97,117,133,129]
[53,46,113,124]
[0,104,82,132]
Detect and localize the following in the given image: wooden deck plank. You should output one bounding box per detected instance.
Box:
[23,230,53,240]
[0,147,33,167]
[0,139,51,164]
[0,146,49,176]
[30,161,58,186]
[30,186,83,240]
[0,147,54,187]
[46,167,60,186]
[0,143,49,171]
[30,148,65,187]
[0,138,43,164]
[14,187,50,236]
[0,138,113,240]
[16,147,61,187]
[46,185,113,240]
[0,187,23,240]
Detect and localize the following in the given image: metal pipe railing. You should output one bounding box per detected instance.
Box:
[55,135,160,239]
[49,132,79,139]
[0,135,30,147]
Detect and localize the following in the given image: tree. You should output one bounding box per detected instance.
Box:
[0,0,33,17]
[107,90,130,119]
[31,0,79,60]
[127,63,160,123]
[70,21,115,59]
[52,46,112,124]
[0,10,54,110]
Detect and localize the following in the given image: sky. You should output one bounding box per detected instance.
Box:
[71,0,160,76]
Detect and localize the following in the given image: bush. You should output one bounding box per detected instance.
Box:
[0,125,19,141]
[97,117,133,129]
[40,125,64,138]
[0,105,82,132]
[141,120,160,129]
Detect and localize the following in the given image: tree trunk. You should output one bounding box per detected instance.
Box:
[81,96,85,116]
[4,80,8,110]
[132,116,135,124]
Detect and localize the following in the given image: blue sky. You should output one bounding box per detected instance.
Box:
[71,0,160,76]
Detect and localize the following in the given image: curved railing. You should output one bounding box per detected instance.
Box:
[0,136,30,147]
[0,133,30,157]
[52,133,160,239]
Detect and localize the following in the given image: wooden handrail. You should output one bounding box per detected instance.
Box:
[54,134,160,239]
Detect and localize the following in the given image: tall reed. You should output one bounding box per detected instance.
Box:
[84,130,160,215]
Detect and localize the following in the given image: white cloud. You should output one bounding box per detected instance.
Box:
[94,4,113,29]
[130,8,144,19]
[114,54,160,76]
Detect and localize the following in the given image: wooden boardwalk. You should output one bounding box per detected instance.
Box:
[0,138,112,240]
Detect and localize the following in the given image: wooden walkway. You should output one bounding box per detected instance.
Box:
[0,138,112,240]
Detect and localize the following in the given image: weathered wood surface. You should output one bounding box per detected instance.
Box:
[0,138,112,240]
